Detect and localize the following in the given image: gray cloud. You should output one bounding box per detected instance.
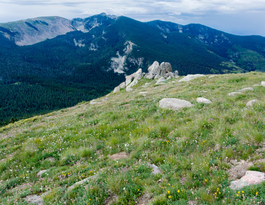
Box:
[0,0,264,36]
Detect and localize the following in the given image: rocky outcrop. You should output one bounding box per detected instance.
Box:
[113,69,143,93]
[261,81,265,87]
[159,98,193,110]
[145,61,177,79]
[113,61,179,93]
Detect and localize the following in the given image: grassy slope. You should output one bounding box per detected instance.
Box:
[0,72,265,204]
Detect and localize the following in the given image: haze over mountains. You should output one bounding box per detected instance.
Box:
[0,13,265,125]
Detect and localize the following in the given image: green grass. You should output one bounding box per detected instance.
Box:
[0,72,265,204]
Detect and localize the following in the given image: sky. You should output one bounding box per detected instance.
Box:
[0,0,265,36]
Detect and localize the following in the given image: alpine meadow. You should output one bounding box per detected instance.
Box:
[0,12,265,205]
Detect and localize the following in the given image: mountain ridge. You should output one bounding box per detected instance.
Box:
[0,13,265,126]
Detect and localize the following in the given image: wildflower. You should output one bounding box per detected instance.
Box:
[178,190,180,193]
[168,196,171,199]
[237,194,239,197]
[168,191,170,194]
[256,192,258,196]
[89,199,91,201]
[242,191,244,194]
[205,179,207,182]
[238,191,240,194]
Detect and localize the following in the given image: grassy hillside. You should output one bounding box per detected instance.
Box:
[1,72,265,204]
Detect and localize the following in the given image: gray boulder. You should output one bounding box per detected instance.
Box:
[246,100,258,107]
[159,98,193,110]
[261,81,265,87]
[228,92,242,96]
[239,87,254,92]
[145,61,160,79]
[196,97,212,104]
[159,62,172,76]
[230,171,265,190]
[178,74,204,82]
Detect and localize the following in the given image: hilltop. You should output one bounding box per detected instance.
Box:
[1,70,265,204]
[1,13,265,126]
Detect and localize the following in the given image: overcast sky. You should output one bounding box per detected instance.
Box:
[0,0,265,36]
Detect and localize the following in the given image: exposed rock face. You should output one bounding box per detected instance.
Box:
[145,61,174,79]
[261,81,265,87]
[230,171,265,190]
[159,98,193,110]
[0,17,74,46]
[246,100,258,107]
[196,97,212,104]
[178,74,204,82]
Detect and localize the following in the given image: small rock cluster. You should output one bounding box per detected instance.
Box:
[113,61,179,93]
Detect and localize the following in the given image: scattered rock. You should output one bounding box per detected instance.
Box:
[188,200,198,205]
[109,151,129,160]
[45,157,55,163]
[139,92,148,96]
[138,192,153,205]
[208,75,217,78]
[25,195,44,205]
[230,171,265,190]
[196,97,212,104]
[68,175,97,191]
[147,163,162,175]
[246,100,259,107]
[228,160,253,180]
[142,83,151,88]
[90,100,101,105]
[156,77,166,84]
[104,194,119,205]
[159,98,193,110]
[261,81,265,87]
[37,170,47,177]
[239,87,254,92]
[253,84,261,87]
[228,92,242,96]
[178,74,205,82]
